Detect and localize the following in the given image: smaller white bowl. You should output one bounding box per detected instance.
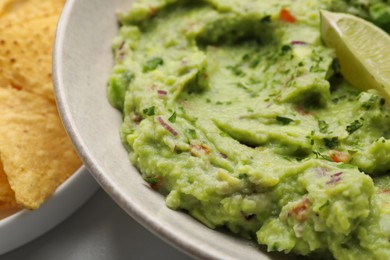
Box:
[0,166,99,255]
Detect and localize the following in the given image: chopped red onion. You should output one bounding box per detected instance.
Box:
[291,41,307,46]
[315,167,329,177]
[118,41,125,50]
[118,51,125,62]
[157,90,168,98]
[157,116,178,136]
[327,172,343,184]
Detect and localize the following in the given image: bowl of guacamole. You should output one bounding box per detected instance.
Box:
[54,0,390,259]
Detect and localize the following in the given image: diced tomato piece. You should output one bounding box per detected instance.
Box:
[190,144,211,156]
[149,6,158,16]
[329,150,349,163]
[280,8,297,23]
[295,106,310,115]
[288,198,310,222]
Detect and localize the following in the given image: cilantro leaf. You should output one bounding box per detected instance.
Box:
[346,119,363,134]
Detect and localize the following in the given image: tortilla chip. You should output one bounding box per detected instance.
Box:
[0,0,65,26]
[0,88,82,209]
[0,160,17,209]
[0,15,59,101]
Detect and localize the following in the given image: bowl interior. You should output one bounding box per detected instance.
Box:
[53,1,294,259]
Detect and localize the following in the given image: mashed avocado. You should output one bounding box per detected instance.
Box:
[108,0,390,259]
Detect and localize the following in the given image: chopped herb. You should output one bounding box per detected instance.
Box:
[310,66,325,72]
[318,120,329,134]
[332,58,341,74]
[260,15,271,23]
[313,151,333,161]
[143,106,155,116]
[206,98,211,103]
[219,132,229,137]
[318,200,330,210]
[123,70,134,83]
[361,95,379,109]
[271,243,280,251]
[332,95,346,104]
[168,111,176,123]
[276,116,294,125]
[145,176,160,184]
[145,176,161,190]
[346,119,363,134]
[236,82,249,90]
[143,57,164,72]
[380,98,386,106]
[249,58,260,68]
[186,129,197,139]
[238,173,248,179]
[324,137,339,149]
[178,106,186,114]
[226,65,246,77]
[281,45,292,54]
[247,107,254,112]
[242,53,251,61]
[337,163,356,169]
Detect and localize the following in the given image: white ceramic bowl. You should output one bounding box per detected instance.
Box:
[53,1,294,259]
[0,166,99,255]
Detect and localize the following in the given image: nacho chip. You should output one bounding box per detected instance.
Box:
[0,15,59,101]
[0,160,17,209]
[0,0,65,26]
[0,88,82,209]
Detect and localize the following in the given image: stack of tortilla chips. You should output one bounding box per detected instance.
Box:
[0,0,82,210]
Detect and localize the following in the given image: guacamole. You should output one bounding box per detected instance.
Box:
[108,0,390,259]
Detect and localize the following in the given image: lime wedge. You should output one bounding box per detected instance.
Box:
[320,10,390,104]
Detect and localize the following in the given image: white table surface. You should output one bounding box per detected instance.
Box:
[1,187,193,260]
